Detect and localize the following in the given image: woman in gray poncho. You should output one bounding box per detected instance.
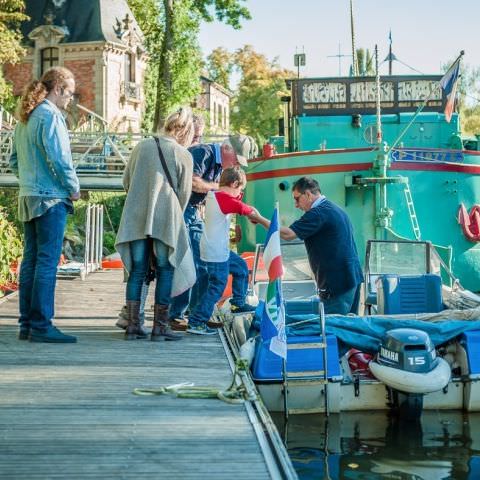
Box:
[116,107,195,341]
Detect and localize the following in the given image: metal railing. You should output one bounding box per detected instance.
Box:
[57,203,104,280]
[84,203,104,274]
[0,99,231,190]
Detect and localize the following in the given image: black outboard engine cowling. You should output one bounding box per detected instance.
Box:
[376,328,439,422]
[377,328,438,373]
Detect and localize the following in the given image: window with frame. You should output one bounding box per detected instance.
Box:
[125,52,136,84]
[41,47,59,75]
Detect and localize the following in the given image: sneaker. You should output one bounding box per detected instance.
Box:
[207,318,224,328]
[29,326,77,343]
[230,303,256,314]
[186,324,218,336]
[170,317,188,331]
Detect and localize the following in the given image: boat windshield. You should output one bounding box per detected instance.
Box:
[252,241,314,284]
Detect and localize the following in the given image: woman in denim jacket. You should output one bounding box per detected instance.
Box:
[9,66,80,343]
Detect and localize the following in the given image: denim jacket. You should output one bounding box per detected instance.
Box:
[9,99,80,197]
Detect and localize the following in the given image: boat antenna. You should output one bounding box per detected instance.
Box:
[350,0,358,76]
[388,30,393,75]
[375,45,383,152]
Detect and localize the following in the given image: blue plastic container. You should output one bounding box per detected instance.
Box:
[461,330,480,377]
[252,334,342,381]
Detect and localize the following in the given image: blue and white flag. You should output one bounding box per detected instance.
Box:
[260,208,287,359]
[439,57,461,123]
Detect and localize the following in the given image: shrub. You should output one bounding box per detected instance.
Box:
[0,206,22,295]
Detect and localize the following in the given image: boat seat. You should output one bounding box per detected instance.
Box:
[376,274,443,315]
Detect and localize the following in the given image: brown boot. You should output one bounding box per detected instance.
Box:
[152,304,183,342]
[125,300,145,340]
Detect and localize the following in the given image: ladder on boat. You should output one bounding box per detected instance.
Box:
[403,181,422,241]
[283,299,330,417]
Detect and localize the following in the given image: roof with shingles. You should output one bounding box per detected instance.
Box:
[21,0,143,45]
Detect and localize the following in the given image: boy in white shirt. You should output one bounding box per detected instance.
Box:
[187,167,256,335]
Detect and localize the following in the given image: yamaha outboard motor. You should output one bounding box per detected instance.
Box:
[377,328,438,373]
[372,328,447,421]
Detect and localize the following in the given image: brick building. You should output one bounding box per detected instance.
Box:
[196,76,232,135]
[3,0,147,132]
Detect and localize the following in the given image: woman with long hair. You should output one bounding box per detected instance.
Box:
[115,107,196,341]
[9,66,80,343]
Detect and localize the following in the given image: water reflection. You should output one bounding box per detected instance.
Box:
[272,411,480,480]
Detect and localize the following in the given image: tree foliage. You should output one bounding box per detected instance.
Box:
[128,0,250,131]
[230,45,294,146]
[356,48,374,76]
[0,0,28,106]
[206,47,233,89]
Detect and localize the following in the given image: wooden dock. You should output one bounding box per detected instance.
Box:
[0,270,296,479]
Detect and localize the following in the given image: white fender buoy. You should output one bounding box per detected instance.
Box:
[369,357,451,394]
[239,337,256,367]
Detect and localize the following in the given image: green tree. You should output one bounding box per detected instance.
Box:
[231,45,294,146]
[206,47,233,89]
[0,0,28,107]
[128,0,250,131]
[356,48,374,76]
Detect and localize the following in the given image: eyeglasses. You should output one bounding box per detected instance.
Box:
[293,192,304,202]
[61,88,74,98]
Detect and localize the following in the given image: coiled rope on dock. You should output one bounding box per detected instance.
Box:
[133,359,256,404]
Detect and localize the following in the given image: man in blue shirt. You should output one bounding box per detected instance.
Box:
[251,176,363,315]
[9,66,80,343]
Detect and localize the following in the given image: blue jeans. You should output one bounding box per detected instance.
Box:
[229,251,249,307]
[126,239,172,305]
[19,202,68,332]
[169,205,208,318]
[322,284,361,315]
[189,260,229,326]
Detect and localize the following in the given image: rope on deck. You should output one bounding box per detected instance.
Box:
[133,359,256,405]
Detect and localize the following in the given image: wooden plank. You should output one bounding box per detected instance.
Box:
[0,270,272,479]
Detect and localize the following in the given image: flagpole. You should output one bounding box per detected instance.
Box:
[386,50,464,156]
[275,200,289,420]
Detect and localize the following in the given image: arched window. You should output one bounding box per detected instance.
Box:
[41,47,59,75]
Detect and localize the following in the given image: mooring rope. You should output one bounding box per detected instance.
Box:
[133,359,255,405]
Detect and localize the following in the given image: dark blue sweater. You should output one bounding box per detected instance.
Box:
[290,199,363,296]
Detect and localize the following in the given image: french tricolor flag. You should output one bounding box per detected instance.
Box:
[260,207,287,359]
[440,57,461,123]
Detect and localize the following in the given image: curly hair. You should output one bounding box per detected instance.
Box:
[17,66,74,123]
[163,106,194,147]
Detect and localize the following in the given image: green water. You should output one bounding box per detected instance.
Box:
[272,411,480,479]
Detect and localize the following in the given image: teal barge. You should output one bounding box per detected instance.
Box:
[240,74,480,291]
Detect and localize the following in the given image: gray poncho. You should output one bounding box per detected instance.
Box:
[115,136,195,297]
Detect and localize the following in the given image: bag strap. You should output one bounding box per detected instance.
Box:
[153,136,176,195]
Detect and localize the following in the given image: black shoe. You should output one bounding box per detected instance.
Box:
[18,328,30,341]
[30,326,77,343]
[230,303,256,314]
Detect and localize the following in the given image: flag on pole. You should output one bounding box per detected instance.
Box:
[260,207,287,359]
[439,57,461,123]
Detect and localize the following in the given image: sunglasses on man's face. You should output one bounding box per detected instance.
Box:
[293,192,305,202]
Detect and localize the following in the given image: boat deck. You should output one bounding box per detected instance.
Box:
[0,270,293,479]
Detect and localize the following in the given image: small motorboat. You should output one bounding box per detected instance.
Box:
[221,239,480,419]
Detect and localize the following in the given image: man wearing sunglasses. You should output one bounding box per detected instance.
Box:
[250,176,363,315]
